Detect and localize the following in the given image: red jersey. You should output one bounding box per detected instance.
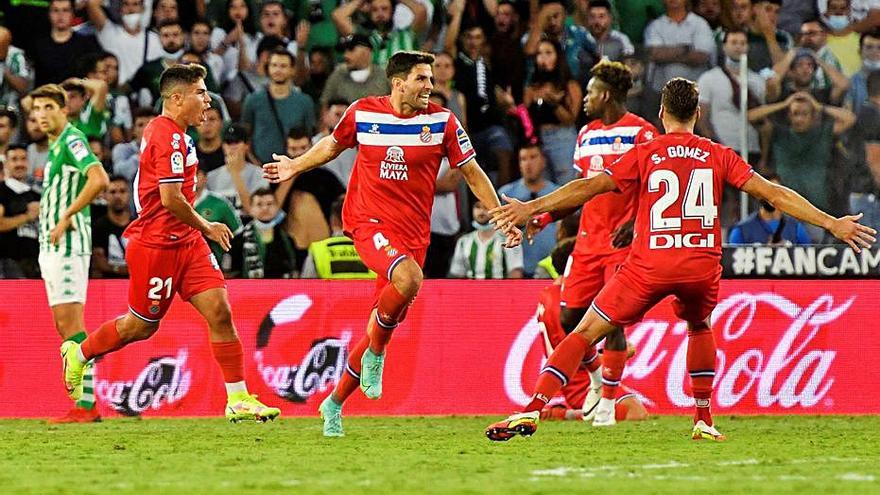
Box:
[572,113,656,256]
[125,116,200,247]
[605,132,754,282]
[332,96,475,248]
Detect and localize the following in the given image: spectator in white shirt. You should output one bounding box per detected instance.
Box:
[86,0,163,86]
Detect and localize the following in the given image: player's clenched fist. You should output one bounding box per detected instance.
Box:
[204,222,233,252]
[262,153,298,183]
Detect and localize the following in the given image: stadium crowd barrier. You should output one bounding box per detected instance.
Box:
[3,279,878,418]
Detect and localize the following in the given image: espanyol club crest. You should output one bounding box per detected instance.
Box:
[419,125,432,143]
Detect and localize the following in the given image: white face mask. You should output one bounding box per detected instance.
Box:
[165,48,184,59]
[826,15,849,31]
[122,12,143,30]
[725,56,742,69]
[472,220,494,232]
[349,67,370,83]
[864,59,880,70]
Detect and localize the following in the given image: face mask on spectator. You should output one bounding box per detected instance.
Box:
[825,15,849,31]
[122,13,143,30]
[725,56,742,69]
[864,59,880,70]
[165,48,184,58]
[472,220,494,232]
[350,68,370,83]
[255,211,286,230]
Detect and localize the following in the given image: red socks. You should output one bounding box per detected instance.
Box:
[525,332,591,412]
[210,340,245,383]
[583,345,601,372]
[370,284,411,355]
[687,324,717,426]
[81,319,124,360]
[600,349,627,400]
[331,334,370,404]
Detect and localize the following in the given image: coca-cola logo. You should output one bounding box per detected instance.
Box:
[505,292,853,411]
[255,294,352,403]
[96,349,192,416]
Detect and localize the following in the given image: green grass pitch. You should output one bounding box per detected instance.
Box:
[2,416,878,494]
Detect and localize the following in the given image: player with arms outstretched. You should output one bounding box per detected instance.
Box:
[60,65,280,422]
[488,78,875,441]
[522,60,657,426]
[263,51,522,437]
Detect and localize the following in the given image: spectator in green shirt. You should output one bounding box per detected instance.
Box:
[60,77,110,139]
[332,0,428,68]
[194,168,244,274]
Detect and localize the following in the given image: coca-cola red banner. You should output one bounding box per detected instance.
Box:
[2,280,878,418]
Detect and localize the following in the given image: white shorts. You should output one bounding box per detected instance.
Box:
[38,251,90,307]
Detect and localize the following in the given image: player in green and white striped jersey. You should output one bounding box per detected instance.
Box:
[30,83,109,423]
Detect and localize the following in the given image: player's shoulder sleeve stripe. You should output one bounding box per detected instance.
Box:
[158,177,185,184]
[452,153,476,169]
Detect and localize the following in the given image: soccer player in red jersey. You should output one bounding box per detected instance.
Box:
[488,78,875,442]
[523,60,657,426]
[60,65,280,422]
[537,238,647,424]
[263,51,522,437]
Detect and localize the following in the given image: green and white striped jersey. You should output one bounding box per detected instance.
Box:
[39,123,101,256]
[448,230,524,279]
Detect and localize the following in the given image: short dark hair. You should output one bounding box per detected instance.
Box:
[250,188,275,203]
[108,174,129,185]
[661,78,700,122]
[6,143,27,154]
[191,17,211,30]
[590,59,633,103]
[331,194,345,220]
[60,80,86,97]
[722,29,748,44]
[268,46,295,66]
[0,108,18,128]
[518,141,543,155]
[550,237,576,275]
[287,127,310,141]
[29,84,68,108]
[868,70,880,98]
[156,18,182,31]
[87,135,103,146]
[159,64,207,98]
[587,0,613,12]
[386,51,435,81]
[860,29,880,50]
[559,211,581,239]
[133,107,159,120]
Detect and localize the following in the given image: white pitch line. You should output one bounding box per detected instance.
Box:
[838,473,876,482]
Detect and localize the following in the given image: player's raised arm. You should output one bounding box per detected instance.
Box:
[262,134,347,183]
[741,173,877,252]
[459,159,523,248]
[490,173,618,231]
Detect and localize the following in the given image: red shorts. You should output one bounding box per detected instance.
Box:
[591,265,720,327]
[351,224,427,299]
[560,250,628,309]
[126,237,226,322]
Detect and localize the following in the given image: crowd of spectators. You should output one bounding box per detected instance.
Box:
[1,0,880,280]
